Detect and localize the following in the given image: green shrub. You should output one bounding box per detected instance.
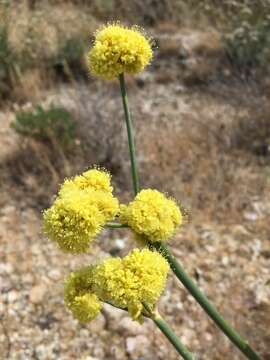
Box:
[224,2,270,68]
[11,105,76,148]
[55,37,85,66]
[0,25,9,74]
[0,25,14,95]
[232,104,270,156]
[50,37,87,79]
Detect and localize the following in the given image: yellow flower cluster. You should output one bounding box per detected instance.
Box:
[43,169,119,253]
[60,168,113,193]
[44,171,181,323]
[88,23,153,80]
[68,293,102,323]
[64,266,102,323]
[120,189,182,242]
[92,248,169,320]
[64,265,94,304]
[64,249,168,322]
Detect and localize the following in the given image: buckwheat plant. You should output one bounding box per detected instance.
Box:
[43,23,261,360]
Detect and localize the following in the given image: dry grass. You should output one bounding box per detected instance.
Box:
[3,0,266,102]
[139,109,268,223]
[8,2,98,55]
[2,2,98,101]
[3,76,269,227]
[11,69,45,103]
[232,104,270,157]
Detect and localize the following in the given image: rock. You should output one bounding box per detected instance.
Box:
[118,316,146,336]
[7,290,19,303]
[205,332,213,342]
[0,262,13,274]
[92,347,105,359]
[156,29,224,83]
[221,256,229,266]
[253,283,270,306]
[102,303,125,331]
[29,284,47,304]
[179,29,222,58]
[48,269,61,281]
[126,335,151,356]
[88,313,106,333]
[114,238,126,250]
[109,345,127,360]
[244,212,258,221]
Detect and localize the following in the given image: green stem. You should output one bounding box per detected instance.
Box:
[107,300,195,360]
[152,242,261,360]
[119,74,262,360]
[119,73,140,195]
[142,303,195,360]
[105,222,129,229]
[153,314,196,360]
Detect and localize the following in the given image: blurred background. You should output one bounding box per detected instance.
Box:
[1,0,270,359]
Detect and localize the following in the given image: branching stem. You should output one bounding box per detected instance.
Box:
[118,72,262,360]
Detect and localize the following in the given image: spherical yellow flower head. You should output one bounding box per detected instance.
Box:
[60,168,113,194]
[92,189,119,221]
[69,293,102,323]
[92,257,124,306]
[92,248,169,320]
[43,189,105,253]
[120,189,182,242]
[123,248,169,318]
[64,267,102,323]
[60,186,119,221]
[64,266,95,305]
[44,175,119,253]
[88,23,153,80]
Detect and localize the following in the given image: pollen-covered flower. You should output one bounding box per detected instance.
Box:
[64,266,95,304]
[120,189,182,242]
[88,189,119,221]
[92,248,169,320]
[64,267,102,323]
[88,23,153,80]
[43,170,119,253]
[60,185,119,222]
[60,168,113,193]
[43,189,105,253]
[68,293,102,323]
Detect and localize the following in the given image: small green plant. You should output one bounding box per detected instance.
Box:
[0,1,16,97]
[232,105,270,156]
[0,24,14,96]
[52,37,87,79]
[56,37,85,67]
[11,105,76,148]
[225,2,270,68]
[0,25,9,76]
